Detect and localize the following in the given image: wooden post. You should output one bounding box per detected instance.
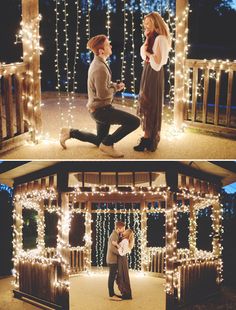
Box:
[212,201,223,284]
[165,189,178,310]
[13,197,23,288]
[37,201,45,252]
[174,0,189,128]
[59,192,70,265]
[21,0,42,136]
[165,165,178,309]
[85,201,92,271]
[140,199,148,272]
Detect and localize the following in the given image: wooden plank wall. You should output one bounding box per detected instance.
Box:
[178,261,218,304]
[0,63,29,150]
[18,260,69,309]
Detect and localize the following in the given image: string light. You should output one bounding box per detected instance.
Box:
[106,0,111,39]
[85,0,91,64]
[15,14,43,137]
[63,0,74,127]
[54,0,63,126]
[72,0,82,94]
[130,4,138,106]
[12,174,223,302]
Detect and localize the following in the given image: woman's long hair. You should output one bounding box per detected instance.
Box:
[123,229,135,250]
[144,12,171,47]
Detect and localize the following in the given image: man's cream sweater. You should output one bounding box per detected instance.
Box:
[86,56,118,110]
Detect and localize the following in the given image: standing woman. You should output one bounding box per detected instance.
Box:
[134,12,171,152]
[112,229,134,300]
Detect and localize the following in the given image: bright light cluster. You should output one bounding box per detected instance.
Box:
[12,178,223,300]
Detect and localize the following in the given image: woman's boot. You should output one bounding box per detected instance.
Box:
[133,137,151,151]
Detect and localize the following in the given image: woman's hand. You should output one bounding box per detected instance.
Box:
[144,29,150,37]
[143,45,152,58]
[112,241,118,247]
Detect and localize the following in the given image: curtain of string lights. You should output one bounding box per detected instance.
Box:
[53,0,176,127]
[92,202,142,269]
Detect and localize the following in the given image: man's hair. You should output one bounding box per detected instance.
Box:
[87,34,107,56]
[115,221,125,229]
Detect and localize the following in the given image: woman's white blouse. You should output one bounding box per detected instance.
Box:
[140,35,171,71]
[118,239,131,256]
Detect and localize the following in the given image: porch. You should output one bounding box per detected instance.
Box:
[0,0,236,158]
[1,92,235,159]
[70,268,165,310]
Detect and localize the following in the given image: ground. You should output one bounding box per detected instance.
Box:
[1,273,236,310]
[70,269,165,310]
[182,287,236,310]
[1,92,236,159]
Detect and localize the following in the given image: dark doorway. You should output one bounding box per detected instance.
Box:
[0,189,13,276]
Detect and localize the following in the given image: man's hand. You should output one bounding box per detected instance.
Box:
[116,82,125,91]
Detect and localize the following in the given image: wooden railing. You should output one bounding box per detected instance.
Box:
[0,62,34,152]
[147,248,165,274]
[70,248,86,274]
[147,248,190,274]
[177,260,218,304]
[184,59,236,137]
[44,247,86,274]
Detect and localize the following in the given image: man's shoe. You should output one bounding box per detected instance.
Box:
[115,294,122,298]
[60,128,70,149]
[99,143,124,158]
[109,295,122,301]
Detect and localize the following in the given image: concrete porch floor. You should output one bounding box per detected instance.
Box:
[0,276,40,310]
[70,269,166,310]
[0,271,166,310]
[1,92,236,159]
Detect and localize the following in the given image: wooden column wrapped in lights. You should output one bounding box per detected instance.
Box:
[165,165,179,309]
[174,0,189,128]
[37,200,45,251]
[165,189,178,309]
[212,200,223,284]
[84,201,92,271]
[21,0,42,138]
[58,192,70,266]
[12,194,23,289]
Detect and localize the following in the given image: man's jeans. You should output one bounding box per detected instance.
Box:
[108,263,118,297]
[70,105,140,146]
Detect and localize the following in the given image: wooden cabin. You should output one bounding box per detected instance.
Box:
[0,0,236,153]
[1,161,236,309]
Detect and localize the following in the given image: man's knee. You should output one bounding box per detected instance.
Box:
[131,116,140,129]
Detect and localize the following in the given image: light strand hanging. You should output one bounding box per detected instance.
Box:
[106,0,111,39]
[121,0,128,106]
[54,0,63,127]
[63,0,73,127]
[86,0,92,64]
[130,5,138,107]
[72,0,82,94]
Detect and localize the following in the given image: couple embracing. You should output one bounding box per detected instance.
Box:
[60,12,171,157]
[106,221,134,301]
